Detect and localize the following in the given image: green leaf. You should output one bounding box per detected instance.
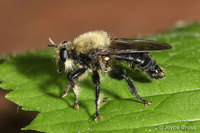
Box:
[1,22,200,133]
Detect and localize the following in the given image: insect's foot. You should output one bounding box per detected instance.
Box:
[74,104,79,110]
[94,116,103,121]
[100,97,107,103]
[62,93,68,98]
[57,69,62,73]
[144,101,151,107]
[131,67,141,72]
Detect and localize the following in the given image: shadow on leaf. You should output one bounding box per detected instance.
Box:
[10,52,70,103]
[0,58,6,64]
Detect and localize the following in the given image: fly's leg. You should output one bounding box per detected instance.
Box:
[92,70,103,120]
[62,68,87,109]
[62,73,71,98]
[123,74,151,106]
[57,59,65,73]
[109,68,151,106]
[130,64,142,72]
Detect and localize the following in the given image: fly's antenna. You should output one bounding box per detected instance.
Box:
[48,44,58,48]
[49,37,55,44]
[48,37,58,48]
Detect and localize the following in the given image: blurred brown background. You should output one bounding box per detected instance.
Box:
[1,0,200,132]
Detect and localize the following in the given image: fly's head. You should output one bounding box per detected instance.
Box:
[48,38,73,72]
[48,40,70,61]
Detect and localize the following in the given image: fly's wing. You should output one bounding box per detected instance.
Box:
[111,38,171,51]
[93,38,171,56]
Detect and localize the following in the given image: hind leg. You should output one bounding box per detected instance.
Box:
[109,68,151,106]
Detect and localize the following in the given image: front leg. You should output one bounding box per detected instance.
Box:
[57,59,65,73]
[92,70,103,120]
[62,68,87,109]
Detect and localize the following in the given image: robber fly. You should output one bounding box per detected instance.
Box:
[48,31,171,120]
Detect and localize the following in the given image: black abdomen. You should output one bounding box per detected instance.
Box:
[115,53,155,71]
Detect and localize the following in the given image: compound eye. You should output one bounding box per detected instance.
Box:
[60,48,68,61]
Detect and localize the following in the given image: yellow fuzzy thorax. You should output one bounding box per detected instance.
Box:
[73,31,111,54]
